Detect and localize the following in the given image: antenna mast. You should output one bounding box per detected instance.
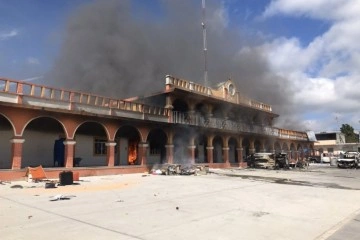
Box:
[202,0,208,87]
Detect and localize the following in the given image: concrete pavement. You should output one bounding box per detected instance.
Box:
[1,165,360,240]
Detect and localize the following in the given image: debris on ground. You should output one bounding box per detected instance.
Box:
[49,194,76,201]
[10,184,24,189]
[150,164,209,176]
[45,182,57,189]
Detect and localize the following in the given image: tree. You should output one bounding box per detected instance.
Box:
[340,124,358,143]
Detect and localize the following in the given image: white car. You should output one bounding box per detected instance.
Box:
[337,151,359,168]
[321,154,331,163]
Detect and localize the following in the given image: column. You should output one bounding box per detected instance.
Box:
[10,138,25,170]
[165,95,174,123]
[223,147,230,165]
[138,142,149,166]
[270,141,275,154]
[63,140,76,168]
[188,145,196,164]
[165,144,174,164]
[237,147,243,165]
[249,139,255,154]
[106,142,117,167]
[206,146,214,164]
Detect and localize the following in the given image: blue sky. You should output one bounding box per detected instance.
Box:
[1,0,360,133]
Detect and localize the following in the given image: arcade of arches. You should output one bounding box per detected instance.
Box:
[0,110,314,170]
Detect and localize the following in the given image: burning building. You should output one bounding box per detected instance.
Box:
[0,75,314,180]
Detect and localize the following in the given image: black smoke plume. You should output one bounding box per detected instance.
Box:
[48,0,304,130]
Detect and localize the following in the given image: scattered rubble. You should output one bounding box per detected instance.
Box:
[150,164,209,176]
[49,194,76,201]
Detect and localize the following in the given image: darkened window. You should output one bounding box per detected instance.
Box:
[94,138,107,155]
[150,143,161,155]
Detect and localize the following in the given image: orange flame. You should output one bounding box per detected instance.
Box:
[128,141,137,165]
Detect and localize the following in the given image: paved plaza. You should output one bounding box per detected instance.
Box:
[1,165,360,240]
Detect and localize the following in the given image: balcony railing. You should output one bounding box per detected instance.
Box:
[172,111,308,140]
[0,78,169,117]
[166,75,273,112]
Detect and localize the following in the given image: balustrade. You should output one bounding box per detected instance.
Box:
[171,111,307,140]
[0,78,168,117]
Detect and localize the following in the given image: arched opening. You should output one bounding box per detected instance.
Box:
[282,142,289,153]
[115,125,141,166]
[297,144,304,160]
[22,117,65,168]
[242,138,250,159]
[195,133,207,163]
[264,140,272,152]
[213,136,223,163]
[228,137,238,163]
[75,121,108,167]
[147,128,167,164]
[173,130,191,164]
[254,139,261,153]
[0,114,14,169]
[274,142,282,153]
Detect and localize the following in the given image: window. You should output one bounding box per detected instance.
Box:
[94,138,107,155]
[150,142,161,155]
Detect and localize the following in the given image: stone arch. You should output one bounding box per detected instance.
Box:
[115,125,142,166]
[213,136,223,163]
[0,112,16,136]
[74,121,109,167]
[0,114,16,169]
[282,142,289,152]
[74,121,110,140]
[228,137,238,163]
[147,128,167,164]
[22,116,66,168]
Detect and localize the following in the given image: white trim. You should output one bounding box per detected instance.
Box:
[10,138,25,144]
[63,140,76,145]
[105,142,117,147]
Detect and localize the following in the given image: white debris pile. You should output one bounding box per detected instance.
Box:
[151,164,209,176]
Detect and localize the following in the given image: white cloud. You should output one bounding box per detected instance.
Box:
[263,0,360,21]
[260,0,360,131]
[0,29,18,40]
[27,57,40,65]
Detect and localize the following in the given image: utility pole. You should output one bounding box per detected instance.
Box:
[202,0,208,87]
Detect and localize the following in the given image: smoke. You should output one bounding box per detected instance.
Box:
[47,0,304,130]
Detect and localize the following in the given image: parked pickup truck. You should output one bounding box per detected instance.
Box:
[337,151,359,168]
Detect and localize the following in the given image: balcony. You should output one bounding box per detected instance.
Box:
[172,111,308,140]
